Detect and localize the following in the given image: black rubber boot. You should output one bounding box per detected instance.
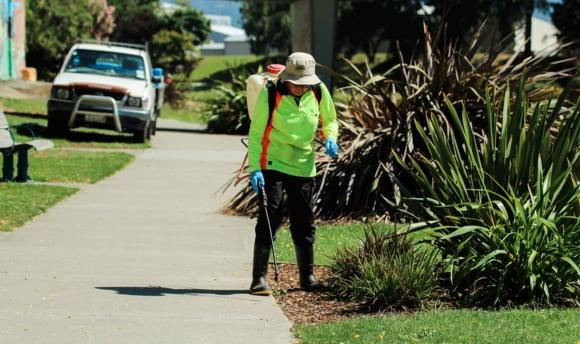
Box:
[295,244,320,291]
[249,244,272,296]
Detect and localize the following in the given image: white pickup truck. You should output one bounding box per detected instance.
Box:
[47,41,165,143]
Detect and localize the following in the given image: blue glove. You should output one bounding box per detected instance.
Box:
[324,138,339,158]
[250,170,265,194]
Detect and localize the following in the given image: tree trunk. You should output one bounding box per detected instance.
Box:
[524,0,534,57]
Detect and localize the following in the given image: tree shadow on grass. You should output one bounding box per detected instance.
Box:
[96,286,249,297]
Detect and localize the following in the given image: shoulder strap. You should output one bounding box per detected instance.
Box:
[266,81,277,121]
[312,83,322,104]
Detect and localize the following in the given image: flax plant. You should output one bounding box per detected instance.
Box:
[394,80,579,306]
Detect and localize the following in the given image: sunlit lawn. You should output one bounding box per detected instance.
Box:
[0,184,78,231]
[191,55,263,81]
[273,222,429,266]
[295,308,580,344]
[24,150,134,184]
[0,97,47,114]
[160,90,217,124]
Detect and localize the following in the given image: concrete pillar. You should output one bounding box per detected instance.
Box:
[291,0,337,89]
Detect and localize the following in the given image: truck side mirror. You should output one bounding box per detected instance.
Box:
[152,67,164,84]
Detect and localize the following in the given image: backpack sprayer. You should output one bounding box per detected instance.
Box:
[235,64,286,184]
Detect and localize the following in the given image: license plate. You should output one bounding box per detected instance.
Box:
[85,114,107,123]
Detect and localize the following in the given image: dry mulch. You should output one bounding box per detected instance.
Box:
[266,263,368,324]
[266,263,456,325]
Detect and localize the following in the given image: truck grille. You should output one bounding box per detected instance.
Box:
[74,88,126,101]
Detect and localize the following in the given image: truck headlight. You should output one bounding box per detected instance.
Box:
[126,96,142,107]
[52,87,71,100]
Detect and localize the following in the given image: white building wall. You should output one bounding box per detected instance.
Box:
[514,17,560,54]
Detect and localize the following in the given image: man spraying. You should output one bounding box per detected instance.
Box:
[247,52,339,295]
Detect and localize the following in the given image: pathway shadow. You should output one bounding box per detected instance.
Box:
[96,286,249,297]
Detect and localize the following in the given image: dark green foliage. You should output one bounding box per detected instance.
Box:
[150,8,209,75]
[26,0,93,80]
[240,1,291,55]
[204,71,249,135]
[425,0,549,53]
[108,0,161,44]
[552,0,580,43]
[394,82,580,306]
[150,29,200,76]
[329,225,438,310]
[158,8,210,47]
[337,0,423,60]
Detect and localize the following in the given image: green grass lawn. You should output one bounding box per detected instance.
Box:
[25,150,134,184]
[274,222,403,265]
[191,55,263,81]
[295,308,580,344]
[0,97,47,114]
[6,114,149,149]
[161,105,205,124]
[0,149,134,184]
[160,90,217,124]
[0,184,78,231]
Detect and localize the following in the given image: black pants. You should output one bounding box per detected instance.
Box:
[255,170,316,247]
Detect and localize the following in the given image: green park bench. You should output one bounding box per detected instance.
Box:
[0,109,54,182]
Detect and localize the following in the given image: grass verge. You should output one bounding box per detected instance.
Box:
[274,223,397,266]
[0,97,47,114]
[25,150,135,184]
[160,89,217,125]
[191,55,263,81]
[0,184,78,231]
[294,308,580,344]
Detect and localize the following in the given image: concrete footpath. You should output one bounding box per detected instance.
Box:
[0,119,292,343]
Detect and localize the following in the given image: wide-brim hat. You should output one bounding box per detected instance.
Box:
[278,52,321,85]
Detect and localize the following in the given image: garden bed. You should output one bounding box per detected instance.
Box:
[268,263,366,324]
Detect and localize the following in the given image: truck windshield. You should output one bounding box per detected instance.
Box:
[64,49,147,81]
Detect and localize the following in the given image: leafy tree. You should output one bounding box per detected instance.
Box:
[26,0,93,80]
[159,8,210,46]
[108,0,161,44]
[240,1,292,54]
[150,7,210,106]
[150,29,200,76]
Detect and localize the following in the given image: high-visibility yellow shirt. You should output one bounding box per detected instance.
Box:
[248,82,338,178]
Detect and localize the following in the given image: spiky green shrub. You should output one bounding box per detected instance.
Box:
[394,80,580,306]
[329,225,439,310]
[204,71,249,134]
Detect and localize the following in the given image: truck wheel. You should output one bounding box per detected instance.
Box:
[151,115,158,136]
[146,122,152,140]
[133,122,149,143]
